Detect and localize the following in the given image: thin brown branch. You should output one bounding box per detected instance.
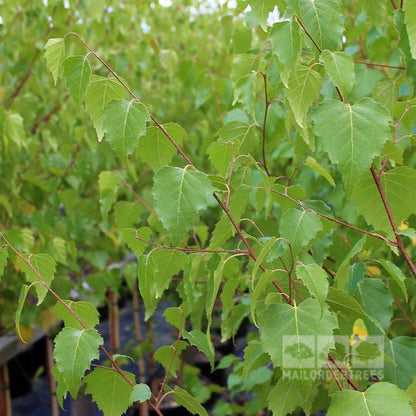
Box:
[370,166,416,278]
[31,94,70,134]
[114,170,157,216]
[259,72,271,176]
[155,309,184,407]
[328,353,361,391]
[390,0,398,9]
[213,194,292,305]
[296,17,322,53]
[326,360,344,390]
[261,187,397,246]
[354,60,405,70]
[63,32,195,169]
[135,234,248,255]
[0,232,137,390]
[386,280,416,331]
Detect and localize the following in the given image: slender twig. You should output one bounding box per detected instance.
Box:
[386,280,416,331]
[114,170,157,216]
[63,32,195,169]
[370,166,416,278]
[296,17,322,53]
[260,187,397,246]
[155,309,184,407]
[328,353,361,391]
[390,0,398,9]
[394,103,416,142]
[213,194,292,304]
[135,234,249,255]
[354,60,405,70]
[0,232,140,391]
[326,361,344,390]
[31,94,70,133]
[259,72,271,176]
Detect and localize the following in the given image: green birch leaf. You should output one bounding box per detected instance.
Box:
[63,56,91,107]
[138,253,158,320]
[52,366,66,408]
[250,270,275,326]
[130,383,151,403]
[297,0,344,50]
[287,65,322,129]
[53,327,103,398]
[259,298,338,372]
[326,287,367,321]
[279,208,323,253]
[114,201,143,229]
[120,227,152,259]
[327,382,413,416]
[0,245,8,279]
[268,378,316,416]
[270,19,302,70]
[83,367,135,416]
[320,50,355,96]
[335,236,365,290]
[18,253,56,304]
[404,1,416,59]
[98,170,120,221]
[54,300,100,330]
[148,249,188,297]
[206,257,225,329]
[182,329,215,371]
[231,54,260,82]
[243,340,269,378]
[373,78,397,115]
[103,99,150,167]
[5,111,24,148]
[207,140,235,176]
[153,167,214,242]
[380,259,408,301]
[361,0,387,29]
[249,0,275,31]
[84,75,126,142]
[295,263,329,316]
[311,98,391,192]
[44,38,65,85]
[136,123,185,171]
[217,121,260,154]
[352,167,416,237]
[173,386,209,416]
[0,195,12,218]
[15,284,30,343]
[353,279,393,332]
[233,73,256,116]
[305,156,335,186]
[155,341,188,378]
[385,336,416,390]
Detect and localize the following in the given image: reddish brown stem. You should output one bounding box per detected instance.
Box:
[296,17,322,53]
[213,194,292,304]
[386,280,416,331]
[326,360,344,391]
[354,60,405,70]
[260,72,271,177]
[370,167,416,278]
[328,353,361,391]
[64,32,195,169]
[263,187,396,246]
[390,0,398,9]
[155,310,184,407]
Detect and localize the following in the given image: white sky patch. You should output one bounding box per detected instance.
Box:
[159,0,172,7]
[141,20,151,33]
[63,0,70,9]
[0,16,3,25]
[342,36,347,43]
